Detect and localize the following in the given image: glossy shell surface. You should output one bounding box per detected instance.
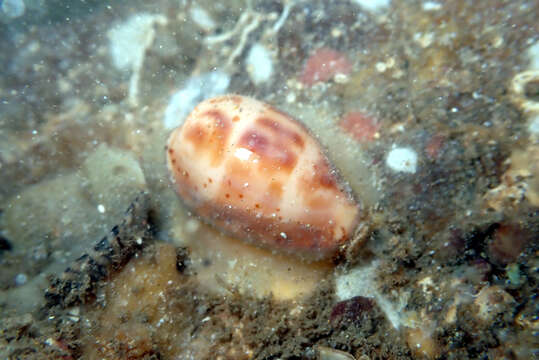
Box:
[166,95,360,259]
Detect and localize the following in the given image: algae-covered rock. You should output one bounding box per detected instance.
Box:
[80,144,147,224]
[1,172,95,252]
[1,144,146,259]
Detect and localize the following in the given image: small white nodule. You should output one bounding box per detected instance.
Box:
[386,146,418,173]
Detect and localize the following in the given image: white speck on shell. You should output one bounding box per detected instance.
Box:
[234,147,253,161]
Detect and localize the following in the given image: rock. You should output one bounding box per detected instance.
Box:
[80,144,147,225]
[1,144,146,262]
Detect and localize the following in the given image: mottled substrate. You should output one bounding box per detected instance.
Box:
[0,192,155,359]
[44,192,153,308]
[0,0,538,359]
[78,242,409,359]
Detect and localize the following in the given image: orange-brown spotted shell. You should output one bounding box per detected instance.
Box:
[166,95,360,260]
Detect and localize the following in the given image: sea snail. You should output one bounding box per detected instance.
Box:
[166,95,361,260]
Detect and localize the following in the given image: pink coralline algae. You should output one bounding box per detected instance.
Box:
[330,296,375,326]
[488,224,531,265]
[339,111,380,143]
[300,47,353,86]
[166,95,360,260]
[425,135,445,160]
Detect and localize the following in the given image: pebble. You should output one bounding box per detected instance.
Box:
[246,43,273,85]
[163,71,230,129]
[1,0,25,19]
[386,146,418,173]
[352,0,391,12]
[14,273,27,286]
